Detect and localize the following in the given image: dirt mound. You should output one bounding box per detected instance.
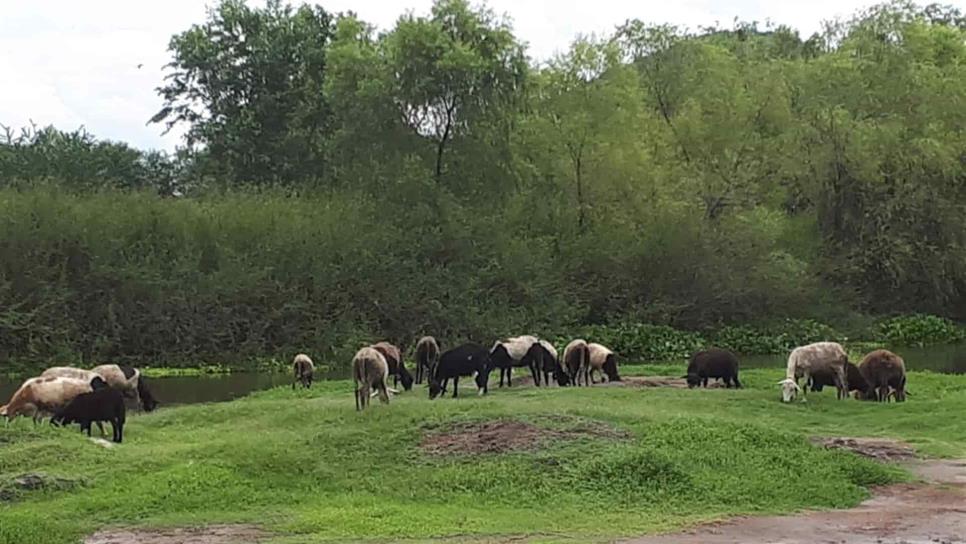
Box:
[812,436,918,462]
[85,524,268,544]
[420,417,627,455]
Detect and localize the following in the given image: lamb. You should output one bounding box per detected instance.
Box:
[808,361,871,398]
[414,336,440,384]
[858,349,907,402]
[50,387,126,443]
[292,353,315,389]
[353,347,390,411]
[584,343,621,384]
[778,341,848,403]
[563,339,591,386]
[429,343,492,399]
[1,376,108,423]
[372,341,414,391]
[489,335,540,387]
[685,348,741,388]
[91,364,158,412]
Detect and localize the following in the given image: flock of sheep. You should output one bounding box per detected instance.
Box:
[0,364,158,443]
[0,337,908,439]
[296,335,908,411]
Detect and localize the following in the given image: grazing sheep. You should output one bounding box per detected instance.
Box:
[563,339,591,386]
[809,361,871,398]
[525,340,568,386]
[430,343,492,399]
[372,341,413,391]
[414,336,440,384]
[779,342,848,403]
[292,353,315,390]
[686,348,741,388]
[585,343,621,385]
[858,349,907,402]
[91,364,158,412]
[1,376,108,423]
[489,335,540,387]
[41,366,100,382]
[50,387,126,443]
[353,347,390,411]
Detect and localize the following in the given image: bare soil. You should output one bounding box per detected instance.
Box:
[507,375,726,389]
[420,417,627,456]
[620,446,966,544]
[84,524,269,544]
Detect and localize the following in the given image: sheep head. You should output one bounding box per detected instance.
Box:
[778,378,801,403]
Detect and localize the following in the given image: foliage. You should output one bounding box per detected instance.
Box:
[713,319,842,355]
[580,323,705,361]
[9,365,963,543]
[877,314,966,347]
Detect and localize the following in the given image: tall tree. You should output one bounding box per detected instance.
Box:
[151,0,333,185]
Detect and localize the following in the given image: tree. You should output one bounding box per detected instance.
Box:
[151,0,333,185]
[382,0,527,182]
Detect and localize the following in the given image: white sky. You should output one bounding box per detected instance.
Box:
[0,0,954,151]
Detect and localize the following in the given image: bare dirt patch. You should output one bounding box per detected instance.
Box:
[812,436,918,462]
[507,375,727,389]
[420,417,628,456]
[85,524,269,544]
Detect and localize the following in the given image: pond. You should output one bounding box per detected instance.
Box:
[2,343,963,407]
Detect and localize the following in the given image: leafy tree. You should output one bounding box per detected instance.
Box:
[151,0,333,185]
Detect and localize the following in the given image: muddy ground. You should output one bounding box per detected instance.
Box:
[420,417,628,455]
[84,524,268,544]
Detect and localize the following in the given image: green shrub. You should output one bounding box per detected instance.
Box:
[877,314,966,347]
[711,319,840,355]
[580,323,705,361]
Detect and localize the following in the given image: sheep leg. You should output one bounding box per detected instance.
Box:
[355,387,362,411]
[530,361,540,387]
[452,376,460,398]
[507,367,513,387]
[415,364,422,385]
[878,386,889,403]
[378,384,390,404]
[800,372,810,401]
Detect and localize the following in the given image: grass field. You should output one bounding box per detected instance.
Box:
[1,365,965,544]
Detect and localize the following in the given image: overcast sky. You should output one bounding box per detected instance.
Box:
[0,0,946,152]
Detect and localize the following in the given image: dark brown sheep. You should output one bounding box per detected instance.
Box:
[858,349,907,402]
[686,348,741,388]
[414,336,440,384]
[372,341,414,391]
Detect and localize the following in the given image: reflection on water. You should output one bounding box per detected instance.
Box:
[1,343,963,407]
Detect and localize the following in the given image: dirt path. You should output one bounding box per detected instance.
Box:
[621,455,966,544]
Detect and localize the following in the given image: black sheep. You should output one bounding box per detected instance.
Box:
[809,361,871,397]
[51,387,126,443]
[685,348,741,388]
[429,343,492,399]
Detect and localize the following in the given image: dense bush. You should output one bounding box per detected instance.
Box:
[578,324,706,361]
[712,319,842,355]
[877,314,966,347]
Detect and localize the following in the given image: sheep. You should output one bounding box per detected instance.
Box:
[808,361,871,398]
[858,349,907,402]
[525,340,568,386]
[91,364,158,412]
[353,347,390,411]
[584,343,621,385]
[1,376,108,423]
[778,341,848,403]
[41,366,100,382]
[372,341,414,391]
[414,336,440,385]
[685,348,741,388]
[50,387,126,443]
[489,335,540,387]
[292,353,315,390]
[563,339,591,386]
[429,343,492,399]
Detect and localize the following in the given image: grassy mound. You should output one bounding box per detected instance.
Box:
[3,366,963,543]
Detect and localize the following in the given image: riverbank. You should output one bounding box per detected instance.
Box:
[1,365,964,544]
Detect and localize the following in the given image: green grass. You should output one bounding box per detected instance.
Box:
[1,366,964,544]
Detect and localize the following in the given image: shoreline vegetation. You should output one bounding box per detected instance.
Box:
[3,314,963,377]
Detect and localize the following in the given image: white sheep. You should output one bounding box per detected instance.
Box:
[779,341,848,403]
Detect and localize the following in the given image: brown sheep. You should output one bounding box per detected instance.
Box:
[562,339,590,386]
[858,349,907,402]
[372,341,414,391]
[414,336,440,384]
[292,353,315,389]
[353,347,390,411]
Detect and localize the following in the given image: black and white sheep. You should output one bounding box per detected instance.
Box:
[353,347,390,411]
[91,364,158,412]
[858,349,907,402]
[50,387,126,443]
[685,348,741,388]
[414,336,440,384]
[525,340,568,386]
[292,353,315,390]
[779,341,848,403]
[429,343,492,399]
[584,343,621,384]
[489,335,540,387]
